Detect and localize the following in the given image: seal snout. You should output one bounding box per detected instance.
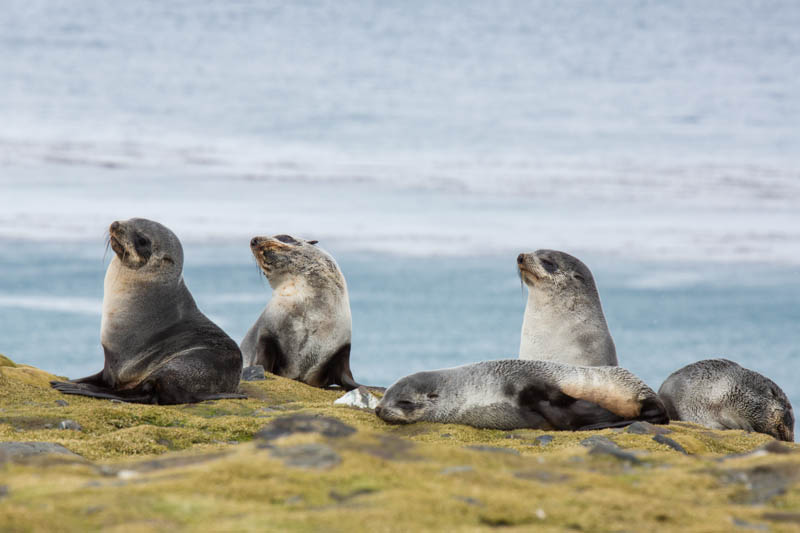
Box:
[110,221,121,233]
[517,253,525,264]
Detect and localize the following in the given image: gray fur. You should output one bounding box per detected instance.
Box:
[658,358,794,441]
[241,235,358,389]
[375,360,667,430]
[51,218,243,404]
[517,249,617,366]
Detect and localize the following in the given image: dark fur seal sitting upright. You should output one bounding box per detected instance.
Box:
[51,218,244,404]
[241,234,359,390]
[517,250,617,366]
[658,359,794,441]
[375,360,667,430]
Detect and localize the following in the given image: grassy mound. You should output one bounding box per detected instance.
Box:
[1,355,798,532]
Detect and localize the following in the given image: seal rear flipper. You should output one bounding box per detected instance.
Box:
[50,380,154,403]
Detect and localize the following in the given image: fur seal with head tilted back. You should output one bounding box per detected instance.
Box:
[51,218,244,404]
[517,249,617,366]
[375,359,667,430]
[241,234,359,390]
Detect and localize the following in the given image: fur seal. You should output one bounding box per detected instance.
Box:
[375,360,667,430]
[658,358,794,441]
[241,234,359,390]
[517,250,617,366]
[51,218,244,404]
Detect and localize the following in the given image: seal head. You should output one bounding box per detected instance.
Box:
[517,250,617,366]
[51,218,244,404]
[241,234,358,389]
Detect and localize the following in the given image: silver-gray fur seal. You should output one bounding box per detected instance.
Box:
[658,358,794,441]
[375,360,667,430]
[241,234,359,389]
[517,250,617,366]
[51,218,244,404]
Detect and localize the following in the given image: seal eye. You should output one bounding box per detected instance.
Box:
[427,393,439,400]
[539,258,558,273]
[136,236,149,247]
[573,274,585,283]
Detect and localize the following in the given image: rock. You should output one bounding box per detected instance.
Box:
[441,465,474,475]
[54,399,69,407]
[513,470,570,483]
[626,421,672,435]
[255,414,356,443]
[330,487,377,502]
[587,442,642,464]
[732,517,768,530]
[269,443,341,469]
[241,365,266,381]
[466,445,520,455]
[653,434,687,454]
[0,485,7,499]
[58,420,82,431]
[333,386,380,410]
[0,442,79,463]
[580,435,618,449]
[762,512,800,524]
[722,464,800,504]
[535,435,554,446]
[761,441,794,455]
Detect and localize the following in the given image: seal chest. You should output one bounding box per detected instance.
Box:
[517,249,617,366]
[658,358,794,441]
[51,218,244,404]
[375,360,667,431]
[240,234,360,390]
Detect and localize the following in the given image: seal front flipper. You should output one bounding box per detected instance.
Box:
[50,380,153,403]
[311,343,362,391]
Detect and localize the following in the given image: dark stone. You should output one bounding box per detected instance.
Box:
[580,435,618,449]
[514,469,570,483]
[626,421,672,435]
[59,420,82,431]
[732,517,768,530]
[588,443,642,464]
[761,441,793,454]
[55,400,69,407]
[122,452,227,474]
[722,464,800,504]
[330,487,378,502]
[255,414,356,443]
[0,485,7,499]
[241,365,266,381]
[466,445,520,455]
[440,433,452,438]
[762,512,800,524]
[0,442,78,463]
[653,434,688,454]
[269,443,341,469]
[535,435,554,446]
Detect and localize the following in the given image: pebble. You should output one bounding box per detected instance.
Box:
[58,420,82,431]
[333,387,380,410]
[535,435,554,446]
[653,434,687,454]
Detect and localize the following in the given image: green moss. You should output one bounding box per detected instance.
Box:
[1,355,798,532]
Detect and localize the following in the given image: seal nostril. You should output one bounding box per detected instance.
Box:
[517,253,524,264]
[375,406,382,417]
[250,237,258,247]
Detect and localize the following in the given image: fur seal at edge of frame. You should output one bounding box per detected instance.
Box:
[375,359,667,430]
[51,218,245,404]
[658,358,794,441]
[240,234,359,390]
[517,249,618,366]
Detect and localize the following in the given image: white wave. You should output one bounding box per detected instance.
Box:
[0,295,102,315]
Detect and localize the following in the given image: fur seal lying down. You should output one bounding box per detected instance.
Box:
[517,250,617,366]
[241,234,359,389]
[658,358,794,441]
[51,218,244,404]
[375,360,667,430]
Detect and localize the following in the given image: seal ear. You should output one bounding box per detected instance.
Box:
[307,240,319,245]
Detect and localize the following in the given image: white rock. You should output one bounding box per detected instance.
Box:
[333,387,380,410]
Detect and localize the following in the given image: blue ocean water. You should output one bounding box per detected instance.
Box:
[0,1,798,436]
